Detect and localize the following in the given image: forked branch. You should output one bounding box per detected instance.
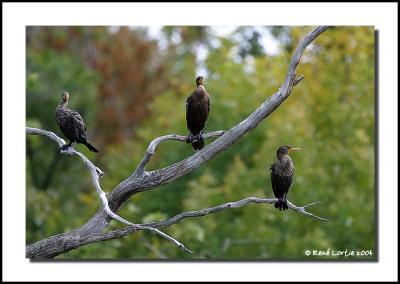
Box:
[26,127,192,254]
[134,130,226,175]
[26,195,326,258]
[26,26,330,259]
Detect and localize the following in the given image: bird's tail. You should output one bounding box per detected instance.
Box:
[84,141,99,153]
[191,135,204,150]
[275,199,288,211]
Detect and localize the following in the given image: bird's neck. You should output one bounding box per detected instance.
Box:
[195,85,207,97]
[277,155,293,172]
[278,154,291,162]
[58,100,68,109]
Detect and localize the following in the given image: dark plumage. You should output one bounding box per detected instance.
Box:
[55,92,99,153]
[269,145,301,210]
[186,76,210,150]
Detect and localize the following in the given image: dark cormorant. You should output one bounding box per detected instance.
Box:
[186,76,210,150]
[269,145,301,210]
[55,91,99,153]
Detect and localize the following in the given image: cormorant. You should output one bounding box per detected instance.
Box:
[269,145,301,210]
[186,76,210,150]
[55,91,99,153]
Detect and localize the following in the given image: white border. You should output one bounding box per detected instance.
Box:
[3,2,398,282]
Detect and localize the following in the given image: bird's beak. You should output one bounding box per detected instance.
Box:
[288,147,301,153]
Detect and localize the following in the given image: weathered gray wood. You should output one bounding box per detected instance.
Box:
[26,26,329,259]
[26,127,193,255]
[26,197,326,259]
[134,130,226,175]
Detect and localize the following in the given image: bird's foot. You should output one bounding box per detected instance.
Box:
[199,130,205,142]
[281,198,288,211]
[187,133,196,144]
[60,143,75,155]
[61,144,72,151]
[277,198,288,211]
[188,133,200,144]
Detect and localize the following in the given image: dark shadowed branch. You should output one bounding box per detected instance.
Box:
[26,26,330,259]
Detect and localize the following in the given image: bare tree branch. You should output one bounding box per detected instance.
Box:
[134,130,226,175]
[26,197,326,258]
[26,127,192,254]
[143,197,328,225]
[26,26,330,259]
[26,127,66,148]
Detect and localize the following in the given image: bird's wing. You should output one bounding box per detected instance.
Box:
[186,95,192,112]
[70,110,86,131]
[186,94,195,132]
[70,110,86,135]
[270,163,277,193]
[269,163,275,172]
[70,110,83,122]
[271,172,293,198]
[206,94,210,115]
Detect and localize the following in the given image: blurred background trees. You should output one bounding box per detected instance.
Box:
[26,26,375,259]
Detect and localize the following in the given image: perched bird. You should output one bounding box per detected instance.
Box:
[55,91,99,153]
[269,145,301,210]
[186,76,210,150]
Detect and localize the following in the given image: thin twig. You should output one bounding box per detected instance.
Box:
[286,200,327,222]
[293,75,305,86]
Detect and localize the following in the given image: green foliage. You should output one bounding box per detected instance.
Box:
[26,26,375,260]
